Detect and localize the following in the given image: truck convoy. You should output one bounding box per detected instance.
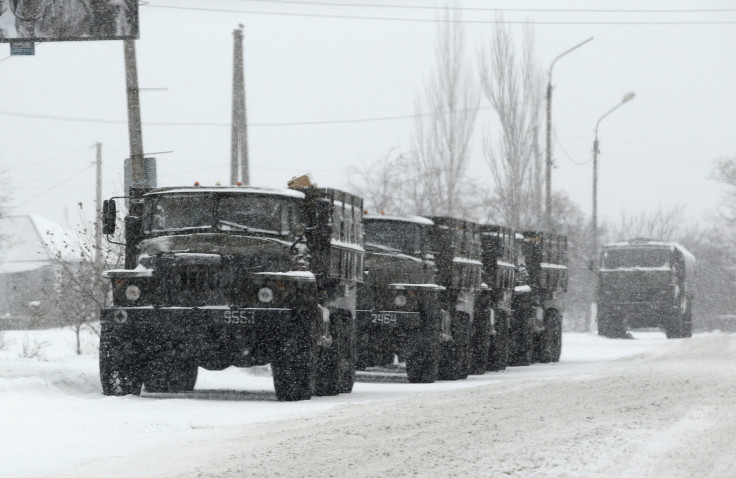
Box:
[597,239,695,339]
[509,231,568,365]
[97,175,570,398]
[98,181,364,401]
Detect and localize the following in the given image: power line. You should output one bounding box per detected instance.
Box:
[554,129,590,166]
[0,107,493,127]
[230,0,736,15]
[142,4,736,25]
[15,164,94,206]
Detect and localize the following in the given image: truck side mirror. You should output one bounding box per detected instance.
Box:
[102,200,117,235]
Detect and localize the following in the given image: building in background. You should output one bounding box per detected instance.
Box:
[0,215,75,329]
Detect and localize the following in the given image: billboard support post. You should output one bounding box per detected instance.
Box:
[123,39,148,191]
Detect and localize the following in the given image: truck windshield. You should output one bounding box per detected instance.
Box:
[364,220,421,255]
[144,195,214,232]
[143,193,299,235]
[601,248,671,269]
[217,195,296,234]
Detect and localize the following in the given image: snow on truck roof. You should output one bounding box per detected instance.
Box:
[364,214,434,226]
[603,239,695,263]
[144,186,306,200]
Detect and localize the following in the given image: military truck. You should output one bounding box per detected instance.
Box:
[597,239,695,339]
[427,217,484,380]
[98,182,364,401]
[509,231,567,365]
[356,214,444,383]
[478,225,517,372]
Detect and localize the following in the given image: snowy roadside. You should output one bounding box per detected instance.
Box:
[0,326,707,477]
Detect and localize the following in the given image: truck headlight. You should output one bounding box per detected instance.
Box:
[394,295,407,307]
[258,287,274,303]
[125,285,142,302]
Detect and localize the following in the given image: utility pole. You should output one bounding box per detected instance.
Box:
[231,25,250,185]
[123,39,146,191]
[95,142,102,260]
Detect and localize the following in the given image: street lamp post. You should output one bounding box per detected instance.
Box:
[590,92,635,332]
[545,37,594,231]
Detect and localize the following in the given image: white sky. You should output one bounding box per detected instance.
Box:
[0,0,734,228]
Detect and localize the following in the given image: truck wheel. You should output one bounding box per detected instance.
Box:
[487,309,509,371]
[356,332,372,370]
[599,310,626,338]
[438,312,470,380]
[509,310,534,366]
[468,297,491,375]
[338,313,356,394]
[272,307,318,401]
[99,329,142,396]
[535,309,562,363]
[144,351,198,393]
[405,308,441,383]
[681,305,693,338]
[664,315,684,339]
[316,310,348,396]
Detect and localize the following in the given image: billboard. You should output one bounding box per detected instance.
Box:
[0,1,138,42]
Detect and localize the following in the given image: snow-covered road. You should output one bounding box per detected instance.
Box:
[2,328,734,477]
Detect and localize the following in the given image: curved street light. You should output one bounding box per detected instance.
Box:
[590,91,635,332]
[592,91,636,267]
[545,36,594,230]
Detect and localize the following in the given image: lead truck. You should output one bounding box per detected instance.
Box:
[98,179,364,401]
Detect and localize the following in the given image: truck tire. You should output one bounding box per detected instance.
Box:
[405,308,441,383]
[487,309,509,371]
[316,310,350,396]
[681,305,693,338]
[99,329,142,396]
[598,310,626,339]
[664,313,685,339]
[438,312,470,380]
[509,309,534,366]
[338,313,357,394]
[535,309,562,363]
[144,347,198,393]
[468,296,491,375]
[272,307,318,401]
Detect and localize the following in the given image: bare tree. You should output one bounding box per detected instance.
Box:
[410,2,479,218]
[479,21,544,230]
[44,203,124,354]
[710,156,736,224]
[348,150,413,215]
[610,204,688,242]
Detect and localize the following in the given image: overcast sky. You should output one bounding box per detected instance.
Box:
[0,0,734,230]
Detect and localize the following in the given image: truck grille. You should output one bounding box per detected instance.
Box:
[159,265,230,306]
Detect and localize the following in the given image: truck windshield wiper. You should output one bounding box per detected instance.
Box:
[216,220,257,233]
[216,220,280,235]
[365,242,402,254]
